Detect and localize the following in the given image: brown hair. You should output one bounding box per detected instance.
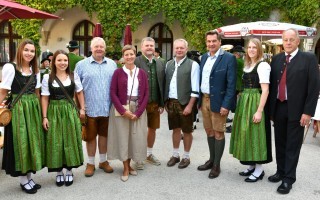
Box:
[49,50,71,83]
[122,45,136,55]
[205,30,221,41]
[244,38,263,66]
[15,39,38,73]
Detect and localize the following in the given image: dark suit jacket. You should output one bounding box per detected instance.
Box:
[134,56,165,107]
[269,50,319,121]
[199,49,237,112]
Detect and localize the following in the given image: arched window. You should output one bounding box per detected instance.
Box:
[0,21,22,66]
[148,23,173,61]
[72,20,95,57]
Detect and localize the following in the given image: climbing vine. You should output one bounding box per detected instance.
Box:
[12,0,320,53]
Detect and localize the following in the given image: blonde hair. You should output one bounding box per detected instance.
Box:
[122,45,136,55]
[244,38,263,66]
[173,39,188,48]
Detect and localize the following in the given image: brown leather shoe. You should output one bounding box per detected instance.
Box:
[197,160,213,171]
[99,161,114,173]
[84,163,95,177]
[178,158,190,169]
[167,156,180,167]
[208,164,221,179]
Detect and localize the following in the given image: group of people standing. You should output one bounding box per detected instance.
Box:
[0,28,319,196]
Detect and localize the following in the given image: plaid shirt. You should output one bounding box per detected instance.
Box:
[75,56,117,117]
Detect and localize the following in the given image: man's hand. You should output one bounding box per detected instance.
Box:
[220,107,229,116]
[300,114,311,127]
[159,107,164,114]
[183,105,192,116]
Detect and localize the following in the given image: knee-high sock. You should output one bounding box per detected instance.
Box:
[207,137,215,162]
[214,138,225,165]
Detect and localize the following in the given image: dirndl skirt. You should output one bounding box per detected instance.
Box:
[2,94,45,177]
[46,99,83,172]
[107,101,147,162]
[229,88,269,162]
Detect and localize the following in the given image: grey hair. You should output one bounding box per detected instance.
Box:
[141,37,155,46]
[282,28,300,38]
[90,37,106,49]
[174,38,188,48]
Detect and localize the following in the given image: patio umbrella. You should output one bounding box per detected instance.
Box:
[124,24,132,45]
[216,21,317,39]
[92,23,103,37]
[0,0,59,19]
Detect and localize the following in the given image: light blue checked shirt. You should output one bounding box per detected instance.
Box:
[75,56,117,117]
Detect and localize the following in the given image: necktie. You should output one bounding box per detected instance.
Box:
[130,70,133,77]
[278,54,291,102]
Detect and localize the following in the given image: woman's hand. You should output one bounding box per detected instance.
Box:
[253,111,262,123]
[42,117,49,131]
[123,110,133,119]
[130,114,138,120]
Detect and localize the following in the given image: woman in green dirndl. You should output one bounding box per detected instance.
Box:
[0,39,45,194]
[41,50,85,187]
[229,38,272,182]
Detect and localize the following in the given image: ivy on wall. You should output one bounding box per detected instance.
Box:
[12,0,320,53]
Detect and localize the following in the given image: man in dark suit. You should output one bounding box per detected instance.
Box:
[197,30,237,178]
[269,28,319,194]
[134,37,165,169]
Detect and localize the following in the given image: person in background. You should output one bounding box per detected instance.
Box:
[108,45,149,182]
[39,57,51,81]
[0,39,45,194]
[67,40,83,72]
[75,37,117,177]
[229,38,272,182]
[47,52,54,63]
[154,48,165,64]
[41,50,85,187]
[226,45,245,133]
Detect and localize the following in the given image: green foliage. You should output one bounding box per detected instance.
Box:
[10,0,320,53]
[279,0,320,26]
[11,0,78,52]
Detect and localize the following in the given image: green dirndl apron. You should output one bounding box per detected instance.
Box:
[229,88,267,161]
[45,99,83,171]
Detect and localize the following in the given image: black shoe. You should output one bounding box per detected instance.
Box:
[20,182,37,194]
[277,182,292,194]
[56,175,65,187]
[268,173,283,183]
[29,179,41,189]
[225,125,232,133]
[197,160,213,171]
[193,124,197,129]
[226,118,233,123]
[239,168,255,176]
[244,171,265,182]
[65,174,74,186]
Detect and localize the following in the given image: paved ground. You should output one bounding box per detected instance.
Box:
[0,112,319,200]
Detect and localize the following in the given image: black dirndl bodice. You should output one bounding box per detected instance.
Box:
[11,69,37,94]
[48,79,75,100]
[242,64,261,90]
